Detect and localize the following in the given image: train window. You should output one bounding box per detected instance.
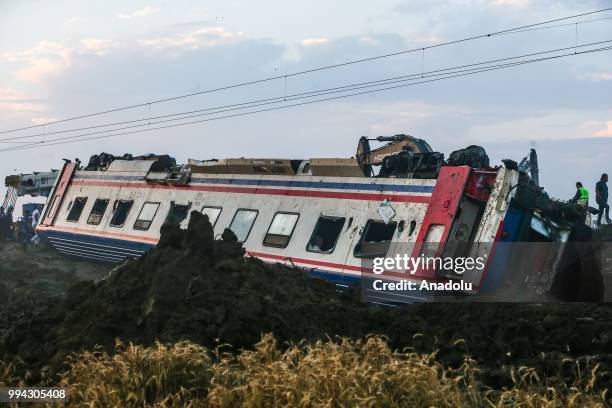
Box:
[47,196,60,219]
[307,216,345,254]
[109,199,134,228]
[134,202,160,231]
[263,212,299,248]
[354,220,397,258]
[164,202,190,226]
[66,197,88,222]
[201,206,222,227]
[409,220,417,236]
[87,199,109,225]
[229,209,258,243]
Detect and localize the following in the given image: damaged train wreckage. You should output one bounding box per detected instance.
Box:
[9,134,603,302]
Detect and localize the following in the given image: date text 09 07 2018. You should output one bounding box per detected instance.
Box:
[0,388,69,402]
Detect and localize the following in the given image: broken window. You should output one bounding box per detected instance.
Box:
[66,197,88,222]
[201,206,222,227]
[109,200,134,228]
[134,202,160,231]
[307,216,345,254]
[264,212,299,248]
[229,209,258,243]
[354,220,397,258]
[164,202,190,227]
[87,199,109,225]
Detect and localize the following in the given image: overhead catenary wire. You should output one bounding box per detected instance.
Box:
[490,15,612,35]
[4,44,612,151]
[3,38,612,144]
[0,7,611,136]
[2,43,611,154]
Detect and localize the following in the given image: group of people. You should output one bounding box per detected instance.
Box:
[0,205,15,242]
[572,173,611,227]
[0,204,42,248]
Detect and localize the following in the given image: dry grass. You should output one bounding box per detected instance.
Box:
[0,359,25,388]
[56,340,212,407]
[0,335,608,407]
[206,334,478,407]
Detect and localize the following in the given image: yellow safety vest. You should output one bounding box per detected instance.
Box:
[578,187,589,200]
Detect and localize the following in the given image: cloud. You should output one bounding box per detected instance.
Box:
[117,6,159,20]
[0,39,115,83]
[0,41,72,84]
[30,117,59,125]
[66,16,83,25]
[580,72,612,82]
[492,0,529,6]
[0,87,45,113]
[595,121,612,137]
[140,26,243,50]
[14,59,68,83]
[79,38,114,55]
[301,38,329,46]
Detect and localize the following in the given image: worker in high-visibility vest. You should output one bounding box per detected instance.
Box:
[571,182,589,208]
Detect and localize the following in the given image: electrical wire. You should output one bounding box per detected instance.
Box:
[3,38,611,144]
[1,7,611,135]
[2,43,610,153]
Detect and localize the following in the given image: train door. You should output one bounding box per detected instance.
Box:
[40,162,77,227]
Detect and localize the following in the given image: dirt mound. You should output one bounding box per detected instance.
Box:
[1,212,373,376]
[0,242,109,367]
[1,212,612,390]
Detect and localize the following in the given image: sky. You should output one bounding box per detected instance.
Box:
[1,0,611,201]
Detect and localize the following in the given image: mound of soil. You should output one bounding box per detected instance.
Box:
[1,212,611,390]
[0,242,109,367]
[1,212,375,376]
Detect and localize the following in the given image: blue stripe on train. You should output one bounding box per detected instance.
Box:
[73,174,435,193]
[39,229,154,263]
[38,229,367,285]
[40,229,427,303]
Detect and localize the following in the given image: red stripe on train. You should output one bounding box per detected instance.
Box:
[247,251,365,272]
[70,180,432,203]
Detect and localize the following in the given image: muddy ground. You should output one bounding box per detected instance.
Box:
[1,215,611,392]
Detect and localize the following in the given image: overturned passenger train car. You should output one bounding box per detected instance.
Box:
[35,135,577,301]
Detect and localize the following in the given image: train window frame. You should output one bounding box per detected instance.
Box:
[200,206,222,227]
[66,197,88,223]
[306,215,346,254]
[47,195,60,219]
[87,198,110,225]
[133,202,161,231]
[229,209,259,243]
[353,219,398,258]
[164,202,191,227]
[263,212,300,248]
[109,199,134,228]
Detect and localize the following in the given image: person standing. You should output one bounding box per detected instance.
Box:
[596,173,611,226]
[6,205,14,241]
[572,182,589,207]
[0,206,6,241]
[19,209,32,249]
[30,207,41,245]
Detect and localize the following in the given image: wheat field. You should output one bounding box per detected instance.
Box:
[1,334,607,407]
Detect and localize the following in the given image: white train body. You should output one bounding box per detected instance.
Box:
[35,154,547,300]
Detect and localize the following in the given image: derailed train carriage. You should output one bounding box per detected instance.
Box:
[35,135,582,301]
